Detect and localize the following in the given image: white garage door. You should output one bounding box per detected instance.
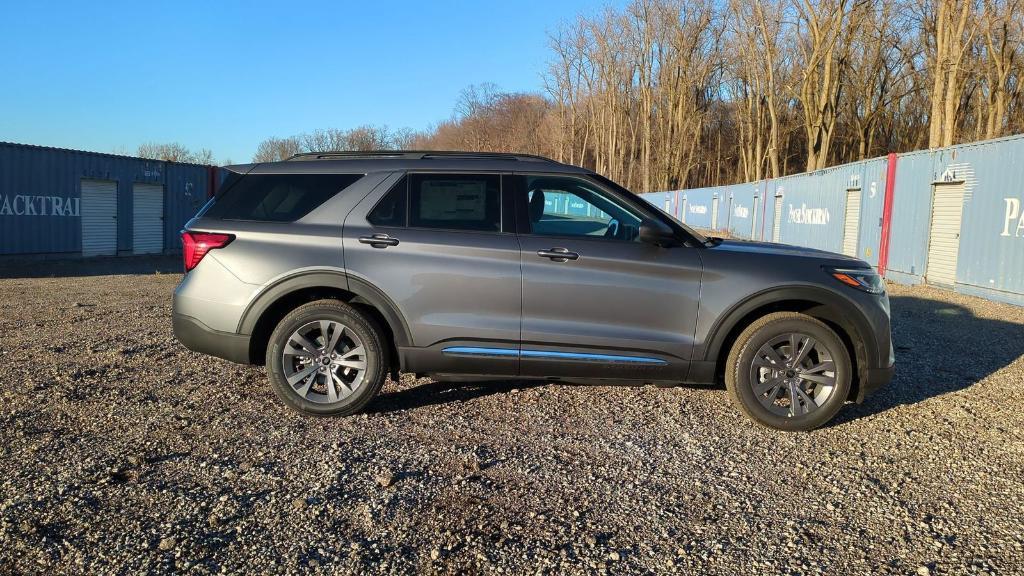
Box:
[772,195,783,242]
[132,183,164,254]
[927,182,965,287]
[81,179,117,256]
[842,189,861,257]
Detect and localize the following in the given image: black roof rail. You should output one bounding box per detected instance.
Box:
[285,150,561,163]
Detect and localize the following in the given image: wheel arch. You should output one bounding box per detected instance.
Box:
[239,271,411,371]
[704,286,875,402]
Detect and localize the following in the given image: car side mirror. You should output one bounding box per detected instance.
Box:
[638,220,678,247]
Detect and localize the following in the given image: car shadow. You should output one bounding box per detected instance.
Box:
[829,294,1024,426]
[0,255,182,279]
[367,379,550,414]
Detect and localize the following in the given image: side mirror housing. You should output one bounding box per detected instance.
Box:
[638,220,679,247]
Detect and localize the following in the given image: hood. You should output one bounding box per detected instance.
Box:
[708,238,868,267]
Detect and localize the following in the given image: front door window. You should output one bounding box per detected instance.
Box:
[523,175,644,241]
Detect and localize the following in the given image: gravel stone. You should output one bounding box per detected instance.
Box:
[374,469,397,488]
[1,256,1023,575]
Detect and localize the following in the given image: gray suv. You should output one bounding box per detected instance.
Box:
[172,151,893,431]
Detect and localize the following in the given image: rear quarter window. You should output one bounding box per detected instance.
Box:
[204,173,363,222]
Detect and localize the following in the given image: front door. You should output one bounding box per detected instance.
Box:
[513,174,702,382]
[343,171,522,376]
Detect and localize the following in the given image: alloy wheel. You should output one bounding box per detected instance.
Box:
[748,332,838,418]
[281,320,368,404]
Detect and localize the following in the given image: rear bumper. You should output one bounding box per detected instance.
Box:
[173,312,251,364]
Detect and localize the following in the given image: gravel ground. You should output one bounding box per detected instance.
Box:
[1,256,1022,575]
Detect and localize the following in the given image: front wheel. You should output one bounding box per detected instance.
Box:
[266,299,387,416]
[725,312,852,431]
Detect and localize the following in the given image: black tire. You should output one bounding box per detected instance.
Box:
[266,299,387,416]
[725,312,852,431]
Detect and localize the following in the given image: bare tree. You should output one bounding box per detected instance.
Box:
[247,1,1022,186]
[921,0,978,148]
[252,136,302,162]
[976,0,1024,139]
[137,142,216,164]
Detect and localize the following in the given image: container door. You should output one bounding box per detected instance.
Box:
[132,183,164,254]
[751,196,760,238]
[926,182,965,287]
[842,189,861,257]
[772,195,783,242]
[81,179,117,256]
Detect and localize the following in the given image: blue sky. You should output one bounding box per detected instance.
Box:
[0,0,617,163]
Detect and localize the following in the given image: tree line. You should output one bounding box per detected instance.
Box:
[251,0,1024,193]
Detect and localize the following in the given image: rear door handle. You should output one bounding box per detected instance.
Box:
[359,233,400,248]
[537,247,579,262]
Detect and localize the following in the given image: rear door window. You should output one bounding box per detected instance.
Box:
[408,173,501,232]
[205,173,363,221]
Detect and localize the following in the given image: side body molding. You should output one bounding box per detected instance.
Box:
[236,270,412,348]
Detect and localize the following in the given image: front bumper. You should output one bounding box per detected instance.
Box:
[855,362,894,403]
[173,312,251,364]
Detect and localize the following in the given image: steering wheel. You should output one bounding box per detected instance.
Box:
[604,218,620,239]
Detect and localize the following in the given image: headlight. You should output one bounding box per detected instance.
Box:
[827,267,886,294]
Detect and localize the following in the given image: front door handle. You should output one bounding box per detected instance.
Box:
[359,233,400,248]
[537,247,579,262]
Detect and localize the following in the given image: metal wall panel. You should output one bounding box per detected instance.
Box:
[931,135,1024,304]
[0,142,213,256]
[882,150,933,284]
[773,165,849,252]
[724,184,760,240]
[853,157,890,267]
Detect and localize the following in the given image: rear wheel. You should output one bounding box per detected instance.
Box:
[266,299,387,416]
[725,312,852,431]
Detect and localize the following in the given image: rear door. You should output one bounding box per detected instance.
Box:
[513,173,702,381]
[342,172,522,376]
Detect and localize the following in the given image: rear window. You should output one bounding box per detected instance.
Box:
[204,173,363,221]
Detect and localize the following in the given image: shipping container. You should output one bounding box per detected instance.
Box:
[644,133,1024,306]
[0,142,214,258]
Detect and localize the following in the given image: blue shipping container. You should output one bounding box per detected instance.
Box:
[0,142,213,257]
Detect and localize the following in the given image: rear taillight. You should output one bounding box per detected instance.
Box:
[181,231,234,272]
